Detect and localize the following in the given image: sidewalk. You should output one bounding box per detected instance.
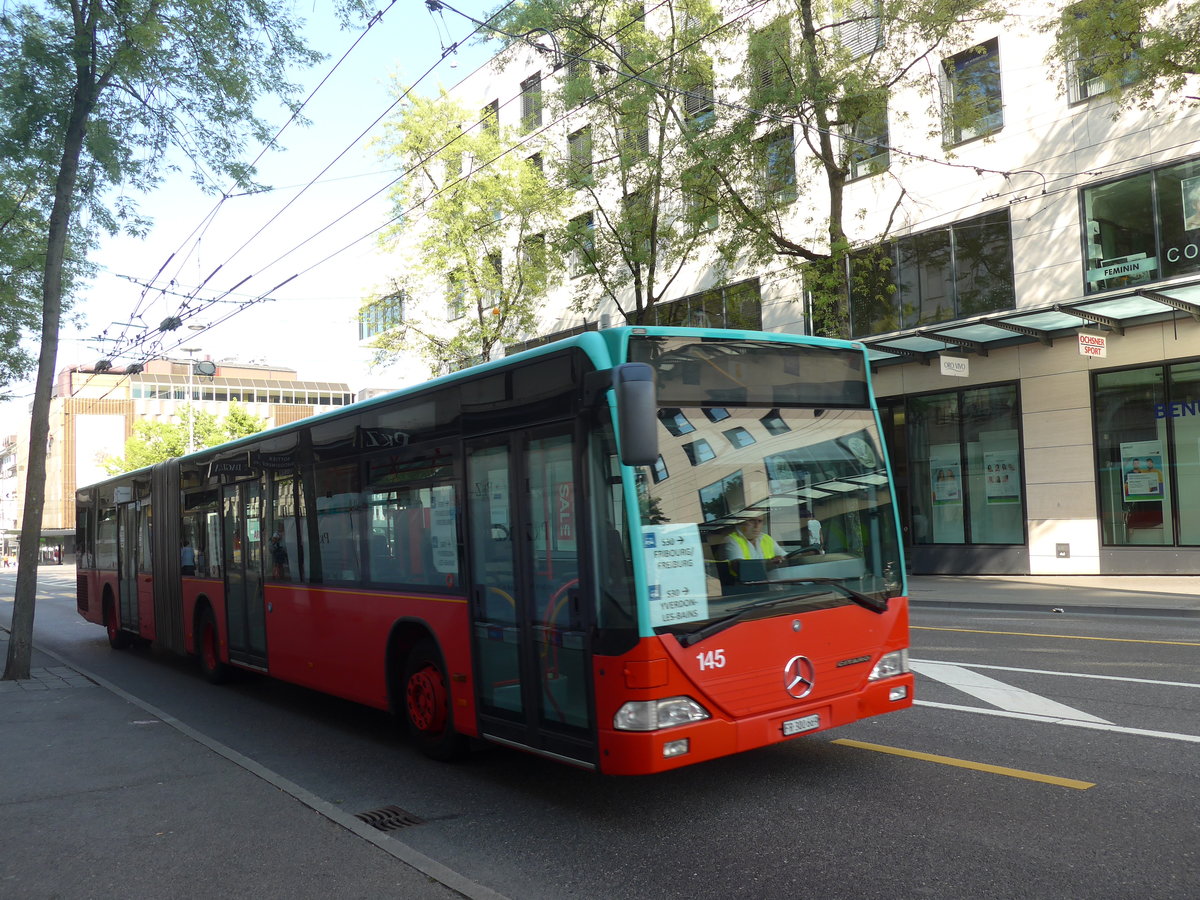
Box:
[908,574,1200,617]
[0,633,501,900]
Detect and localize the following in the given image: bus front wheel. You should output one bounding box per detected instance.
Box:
[403,640,467,760]
[196,606,230,685]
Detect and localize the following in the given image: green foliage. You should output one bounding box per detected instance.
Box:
[701,0,1006,337]
[1044,0,1200,110]
[2,0,343,680]
[103,404,268,474]
[491,0,728,325]
[368,87,570,371]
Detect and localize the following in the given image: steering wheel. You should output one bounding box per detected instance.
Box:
[785,545,822,562]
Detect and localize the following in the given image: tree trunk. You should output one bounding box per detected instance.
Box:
[3,79,92,681]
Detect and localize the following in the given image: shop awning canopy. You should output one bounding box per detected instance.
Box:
[863,279,1200,368]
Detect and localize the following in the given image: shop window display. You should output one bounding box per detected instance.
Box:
[1095,361,1200,547]
[907,384,1023,546]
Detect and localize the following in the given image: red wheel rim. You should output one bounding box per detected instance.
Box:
[106,607,118,641]
[406,664,448,734]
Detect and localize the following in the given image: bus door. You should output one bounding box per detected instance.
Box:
[116,502,140,634]
[466,424,594,766]
[222,481,268,668]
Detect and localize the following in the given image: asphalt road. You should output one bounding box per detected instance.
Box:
[8,568,1199,899]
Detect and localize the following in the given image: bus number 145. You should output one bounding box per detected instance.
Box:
[697,649,726,670]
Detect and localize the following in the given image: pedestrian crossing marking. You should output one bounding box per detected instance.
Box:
[910,660,1112,724]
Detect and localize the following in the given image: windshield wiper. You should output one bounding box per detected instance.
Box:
[676,594,805,647]
[764,577,889,615]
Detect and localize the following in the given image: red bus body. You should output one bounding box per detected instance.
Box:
[75,328,912,774]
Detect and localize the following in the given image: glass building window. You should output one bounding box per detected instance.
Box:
[1094,361,1200,547]
[758,127,797,205]
[681,57,715,129]
[907,383,1023,546]
[847,101,889,180]
[838,0,882,57]
[653,278,762,330]
[942,38,1003,144]
[1064,1,1139,104]
[658,408,695,437]
[1082,157,1200,293]
[849,210,1015,337]
[682,439,716,466]
[568,211,595,277]
[359,292,405,340]
[567,126,593,187]
[520,72,542,132]
[651,455,669,484]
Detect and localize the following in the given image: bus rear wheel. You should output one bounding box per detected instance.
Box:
[403,640,467,760]
[196,605,230,685]
[104,598,131,650]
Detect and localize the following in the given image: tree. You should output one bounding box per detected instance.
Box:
[491,0,729,326]
[1,0,340,681]
[1044,0,1200,110]
[366,87,569,372]
[102,404,268,475]
[0,116,90,399]
[703,0,1007,337]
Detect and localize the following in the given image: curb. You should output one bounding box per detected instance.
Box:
[910,599,1200,619]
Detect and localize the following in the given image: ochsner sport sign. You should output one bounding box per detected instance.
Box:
[1078,331,1107,358]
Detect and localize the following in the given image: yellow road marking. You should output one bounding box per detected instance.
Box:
[913,625,1200,647]
[832,739,1095,790]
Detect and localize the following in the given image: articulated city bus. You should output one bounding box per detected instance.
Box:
[75,327,912,774]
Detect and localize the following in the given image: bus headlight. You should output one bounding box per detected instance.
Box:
[614,696,711,731]
[869,649,909,681]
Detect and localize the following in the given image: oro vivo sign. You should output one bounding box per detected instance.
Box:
[1078,332,1107,358]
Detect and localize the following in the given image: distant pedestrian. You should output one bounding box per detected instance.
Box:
[180,540,196,576]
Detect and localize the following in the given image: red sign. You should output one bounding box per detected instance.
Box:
[556,482,574,541]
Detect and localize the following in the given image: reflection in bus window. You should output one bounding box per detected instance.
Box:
[639,406,900,620]
[95,506,117,570]
[315,464,360,582]
[365,445,459,589]
[270,475,304,582]
[184,490,220,577]
[590,424,636,636]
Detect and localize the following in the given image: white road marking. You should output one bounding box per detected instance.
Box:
[910,658,1200,690]
[915,701,1200,744]
[910,660,1112,724]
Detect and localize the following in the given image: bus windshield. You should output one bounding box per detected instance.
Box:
[628,335,902,635]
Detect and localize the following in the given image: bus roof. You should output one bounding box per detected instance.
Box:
[79,327,869,492]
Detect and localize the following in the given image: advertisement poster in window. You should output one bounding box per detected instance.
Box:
[1183,175,1200,230]
[931,459,962,506]
[1120,441,1165,502]
[984,450,1021,504]
[430,486,459,575]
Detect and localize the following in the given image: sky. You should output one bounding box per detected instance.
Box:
[0,0,502,438]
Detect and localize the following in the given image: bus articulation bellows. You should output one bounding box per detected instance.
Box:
[75,327,913,774]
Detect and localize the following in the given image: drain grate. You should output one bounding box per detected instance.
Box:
[354,805,426,832]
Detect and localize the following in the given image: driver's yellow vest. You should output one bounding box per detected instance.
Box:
[729,531,778,559]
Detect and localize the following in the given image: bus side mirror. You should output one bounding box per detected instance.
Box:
[613,363,658,467]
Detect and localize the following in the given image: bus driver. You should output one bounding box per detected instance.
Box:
[724,515,786,565]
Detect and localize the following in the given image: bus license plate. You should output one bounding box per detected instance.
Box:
[782,714,820,736]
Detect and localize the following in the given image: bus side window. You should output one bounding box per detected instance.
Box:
[315,463,361,582]
[270,474,303,582]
